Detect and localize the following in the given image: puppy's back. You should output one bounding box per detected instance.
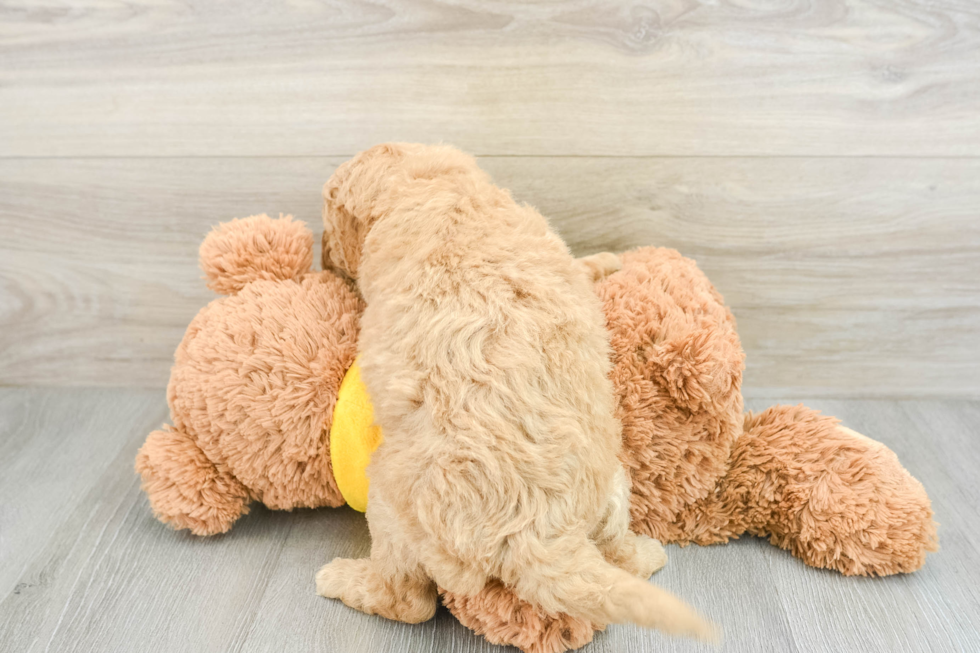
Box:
[337,144,713,640]
[358,171,621,549]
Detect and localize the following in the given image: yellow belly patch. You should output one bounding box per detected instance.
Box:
[329,358,383,512]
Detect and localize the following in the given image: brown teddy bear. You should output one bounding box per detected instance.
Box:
[136,211,936,653]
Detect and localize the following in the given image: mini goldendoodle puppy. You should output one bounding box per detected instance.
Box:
[316,143,714,640]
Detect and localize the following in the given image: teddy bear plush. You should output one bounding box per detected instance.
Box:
[136,210,936,653]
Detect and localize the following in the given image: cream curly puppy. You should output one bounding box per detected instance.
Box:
[316,143,714,640]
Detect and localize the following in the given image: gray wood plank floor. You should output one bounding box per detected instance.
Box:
[1,388,977,652]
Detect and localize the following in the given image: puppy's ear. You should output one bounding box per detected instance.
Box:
[321,203,364,280]
[321,144,411,279]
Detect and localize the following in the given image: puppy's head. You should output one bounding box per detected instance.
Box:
[321,142,483,279]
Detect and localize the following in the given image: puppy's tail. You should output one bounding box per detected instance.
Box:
[511,540,719,643]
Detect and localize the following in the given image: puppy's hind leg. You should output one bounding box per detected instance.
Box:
[593,468,667,579]
[578,252,622,282]
[316,498,437,623]
[316,557,435,623]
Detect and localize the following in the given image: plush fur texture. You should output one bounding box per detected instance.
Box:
[315,143,713,639]
[136,214,363,535]
[136,149,938,653]
[440,246,938,653]
[199,214,314,295]
[441,579,598,653]
[600,247,936,577]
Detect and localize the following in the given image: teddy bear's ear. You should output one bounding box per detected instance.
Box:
[199,214,314,295]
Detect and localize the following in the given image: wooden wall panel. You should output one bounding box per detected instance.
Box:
[1,0,979,157]
[1,156,977,395]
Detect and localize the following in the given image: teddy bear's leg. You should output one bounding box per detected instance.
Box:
[720,405,938,576]
[135,427,251,536]
[316,494,438,623]
[593,468,668,579]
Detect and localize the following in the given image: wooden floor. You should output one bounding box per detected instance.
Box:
[0,388,977,653]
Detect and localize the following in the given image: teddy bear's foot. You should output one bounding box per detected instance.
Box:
[739,405,938,576]
[135,426,251,536]
[316,557,437,623]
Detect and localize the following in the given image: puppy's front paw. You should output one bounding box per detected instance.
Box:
[634,535,668,579]
[316,558,356,598]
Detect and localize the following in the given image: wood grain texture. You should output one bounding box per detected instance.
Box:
[1,156,977,395]
[755,398,980,653]
[0,388,166,600]
[1,0,980,157]
[1,389,977,652]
